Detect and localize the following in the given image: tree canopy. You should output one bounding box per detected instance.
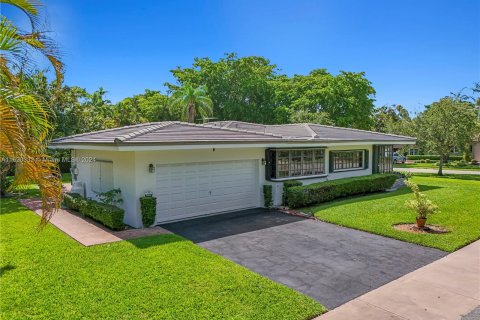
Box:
[416,97,477,175]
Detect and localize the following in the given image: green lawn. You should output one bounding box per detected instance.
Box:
[304,175,480,252]
[394,163,480,171]
[0,199,325,320]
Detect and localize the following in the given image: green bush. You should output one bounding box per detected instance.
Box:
[63,192,87,211]
[407,155,463,161]
[263,185,273,208]
[450,160,468,167]
[282,180,303,206]
[140,196,156,227]
[285,174,398,208]
[63,192,124,230]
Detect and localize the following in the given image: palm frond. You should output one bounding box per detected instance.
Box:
[0,0,42,30]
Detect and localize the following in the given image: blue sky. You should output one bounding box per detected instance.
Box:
[4,0,479,114]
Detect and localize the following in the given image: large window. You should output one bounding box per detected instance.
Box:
[267,149,325,180]
[331,150,365,171]
[373,145,393,173]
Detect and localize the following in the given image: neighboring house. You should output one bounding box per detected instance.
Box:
[473,138,480,161]
[50,121,415,228]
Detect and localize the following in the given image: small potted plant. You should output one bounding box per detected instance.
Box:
[404,180,439,228]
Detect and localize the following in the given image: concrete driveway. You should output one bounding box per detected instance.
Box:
[161,208,447,309]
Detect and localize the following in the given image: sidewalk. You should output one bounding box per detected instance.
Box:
[20,198,171,246]
[394,167,480,175]
[316,240,480,320]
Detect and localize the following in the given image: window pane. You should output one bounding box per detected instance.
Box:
[273,149,325,179]
[333,151,364,171]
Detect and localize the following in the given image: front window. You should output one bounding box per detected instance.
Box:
[331,150,364,171]
[267,148,325,180]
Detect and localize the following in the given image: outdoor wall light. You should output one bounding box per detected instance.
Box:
[261,158,267,165]
[148,164,155,173]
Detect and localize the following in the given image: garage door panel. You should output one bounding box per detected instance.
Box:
[155,160,259,223]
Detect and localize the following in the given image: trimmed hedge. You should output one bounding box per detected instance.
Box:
[406,155,463,161]
[285,174,398,208]
[263,185,273,208]
[63,192,125,230]
[282,180,303,206]
[140,196,156,227]
[63,192,86,211]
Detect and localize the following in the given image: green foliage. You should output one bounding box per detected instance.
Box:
[416,97,477,175]
[171,85,213,123]
[168,53,279,124]
[276,69,376,129]
[309,175,480,252]
[289,110,334,125]
[285,174,397,208]
[407,155,463,161]
[282,180,303,206]
[0,198,325,319]
[139,196,156,227]
[63,192,124,230]
[404,180,439,219]
[62,192,86,211]
[96,188,123,206]
[262,185,273,208]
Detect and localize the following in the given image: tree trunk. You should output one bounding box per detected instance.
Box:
[438,156,443,176]
[187,102,196,123]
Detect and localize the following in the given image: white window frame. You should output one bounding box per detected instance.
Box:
[271,148,326,181]
[331,150,365,172]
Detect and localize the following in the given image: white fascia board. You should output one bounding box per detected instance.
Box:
[49,140,415,151]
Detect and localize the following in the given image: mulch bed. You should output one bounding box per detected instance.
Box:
[393,223,449,234]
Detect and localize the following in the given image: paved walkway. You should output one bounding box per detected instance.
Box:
[316,240,480,320]
[20,198,170,246]
[394,167,480,175]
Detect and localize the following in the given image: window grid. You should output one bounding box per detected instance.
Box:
[333,151,364,171]
[275,149,325,178]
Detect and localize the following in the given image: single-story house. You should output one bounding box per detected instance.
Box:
[50,121,416,228]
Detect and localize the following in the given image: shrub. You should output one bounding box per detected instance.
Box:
[63,192,87,211]
[63,192,124,230]
[140,196,156,227]
[285,174,397,208]
[450,160,468,167]
[80,200,125,230]
[407,155,463,161]
[404,180,439,219]
[282,180,303,206]
[96,188,123,206]
[263,185,273,208]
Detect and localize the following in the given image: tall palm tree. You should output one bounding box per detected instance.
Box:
[1,0,63,224]
[171,85,213,123]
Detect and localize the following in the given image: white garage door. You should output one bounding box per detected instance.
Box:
[155,160,259,223]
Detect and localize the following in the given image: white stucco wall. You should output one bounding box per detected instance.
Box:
[473,142,480,161]
[73,149,138,227]
[72,144,375,228]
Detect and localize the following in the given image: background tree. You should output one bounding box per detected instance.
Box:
[275,69,376,129]
[171,85,213,123]
[289,110,334,125]
[416,97,477,175]
[0,0,62,223]
[168,53,279,124]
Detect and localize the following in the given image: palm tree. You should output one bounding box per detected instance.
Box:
[171,85,213,123]
[0,0,63,224]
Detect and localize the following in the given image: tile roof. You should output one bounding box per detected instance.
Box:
[50,121,415,146]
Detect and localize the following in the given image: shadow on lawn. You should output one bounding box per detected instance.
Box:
[0,264,16,277]
[125,233,187,249]
[305,184,443,213]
